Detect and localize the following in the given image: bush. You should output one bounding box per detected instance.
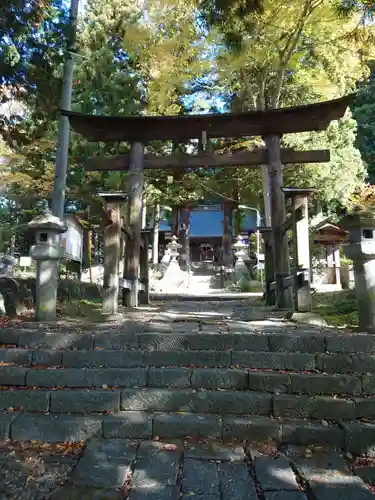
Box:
[313,290,358,327]
[57,280,102,303]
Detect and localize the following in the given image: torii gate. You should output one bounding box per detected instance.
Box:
[63,94,353,310]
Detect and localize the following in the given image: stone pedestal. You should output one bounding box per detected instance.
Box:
[28,209,66,322]
[342,212,375,332]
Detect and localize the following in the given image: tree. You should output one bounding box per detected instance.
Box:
[198,0,369,214]
[353,63,375,182]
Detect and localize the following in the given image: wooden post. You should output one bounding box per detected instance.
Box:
[139,231,150,304]
[264,135,293,308]
[283,187,316,312]
[152,203,160,264]
[171,206,179,236]
[124,143,144,308]
[222,202,234,269]
[179,206,190,267]
[259,227,275,305]
[99,193,127,316]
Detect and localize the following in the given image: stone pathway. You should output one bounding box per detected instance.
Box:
[1,298,375,498]
[3,439,373,499]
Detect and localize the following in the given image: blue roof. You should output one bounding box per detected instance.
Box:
[190,209,223,237]
[148,205,258,236]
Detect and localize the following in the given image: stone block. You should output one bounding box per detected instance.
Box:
[0,366,27,385]
[269,334,325,353]
[362,375,375,394]
[219,461,258,500]
[50,389,121,413]
[222,415,280,441]
[352,354,375,374]
[309,476,374,500]
[17,331,93,349]
[281,420,344,447]
[128,487,179,500]
[132,441,181,490]
[147,368,191,388]
[137,439,183,457]
[0,412,20,440]
[91,368,147,388]
[355,397,375,419]
[50,485,124,500]
[143,349,231,368]
[254,455,299,491]
[182,459,220,496]
[121,389,193,412]
[72,460,131,489]
[290,373,361,395]
[273,395,312,419]
[139,333,268,351]
[93,333,138,350]
[248,372,290,393]
[0,348,32,365]
[264,493,308,500]
[311,396,356,420]
[0,328,19,346]
[326,334,375,354]
[0,389,50,412]
[26,368,94,388]
[153,413,222,439]
[62,350,143,368]
[232,352,315,371]
[315,354,352,374]
[191,368,248,390]
[83,438,138,462]
[344,422,375,456]
[10,414,102,442]
[184,440,244,461]
[103,411,152,439]
[354,466,375,486]
[32,349,63,366]
[191,390,271,415]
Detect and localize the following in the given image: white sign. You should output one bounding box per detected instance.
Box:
[60,217,83,262]
[19,256,32,267]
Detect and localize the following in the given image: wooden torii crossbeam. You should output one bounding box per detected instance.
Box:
[64,94,353,310]
[85,149,330,172]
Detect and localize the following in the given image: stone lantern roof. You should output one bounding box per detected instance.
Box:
[28,208,67,233]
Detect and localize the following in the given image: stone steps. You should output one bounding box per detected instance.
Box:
[2,410,375,456]
[3,324,375,448]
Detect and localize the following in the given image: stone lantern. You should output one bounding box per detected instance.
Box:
[167,235,182,263]
[341,210,375,332]
[28,208,66,322]
[233,234,249,277]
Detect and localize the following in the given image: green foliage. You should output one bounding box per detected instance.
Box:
[353,63,375,183]
[313,290,358,327]
[284,113,366,212]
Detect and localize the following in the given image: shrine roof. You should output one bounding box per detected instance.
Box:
[62,94,354,143]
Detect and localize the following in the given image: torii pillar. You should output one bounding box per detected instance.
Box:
[264,135,293,309]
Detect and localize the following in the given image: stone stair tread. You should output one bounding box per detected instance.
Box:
[2,386,375,421]
[2,329,375,353]
[5,410,375,454]
[3,348,375,375]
